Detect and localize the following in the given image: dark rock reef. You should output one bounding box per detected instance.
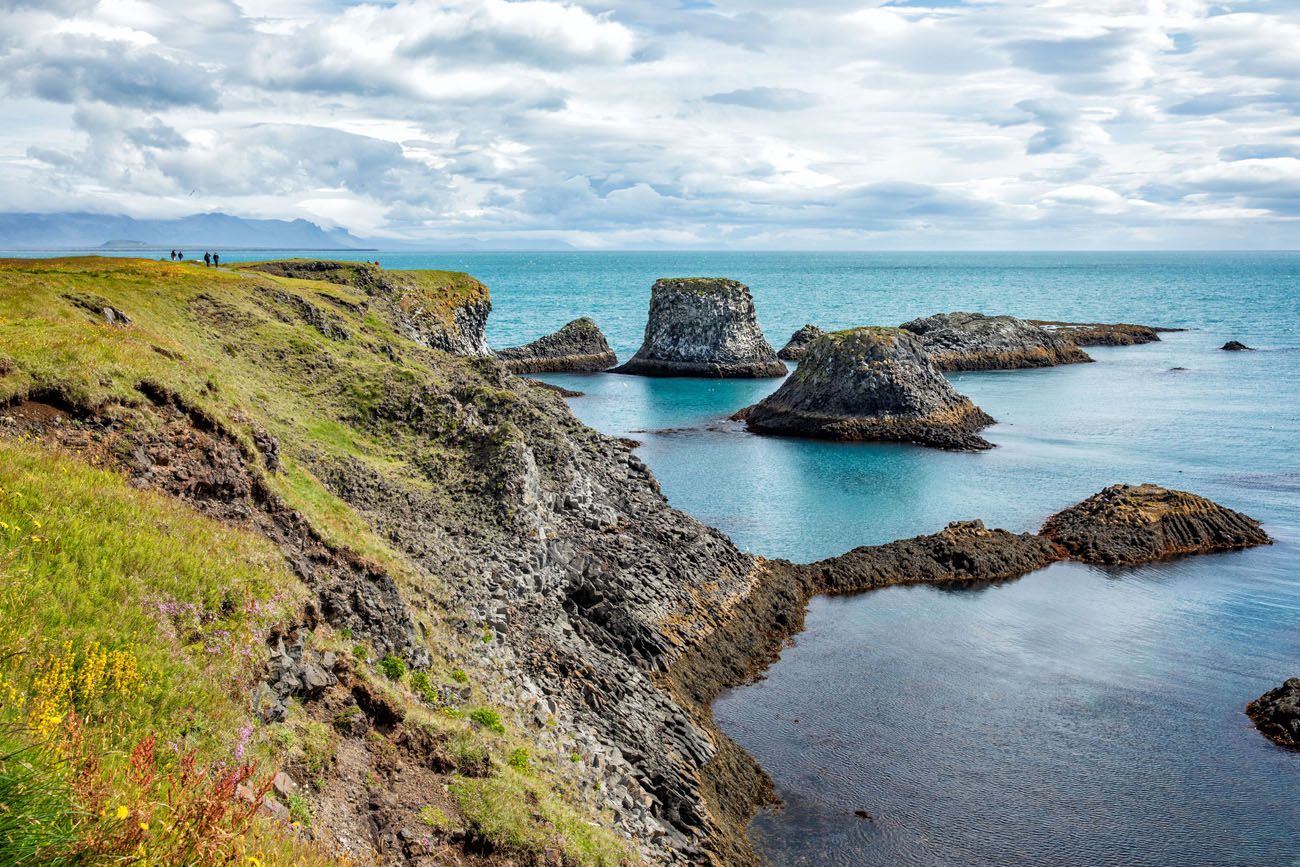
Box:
[741,327,996,450]
[1041,483,1271,565]
[613,278,786,377]
[1221,340,1255,351]
[901,311,1093,371]
[1028,319,1182,347]
[1246,679,1300,749]
[777,324,823,361]
[497,316,618,373]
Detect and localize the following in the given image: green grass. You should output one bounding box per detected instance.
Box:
[0,731,79,867]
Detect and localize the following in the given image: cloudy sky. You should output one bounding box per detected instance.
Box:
[1,0,1298,248]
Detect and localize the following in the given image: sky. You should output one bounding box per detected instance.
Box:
[0,0,1298,249]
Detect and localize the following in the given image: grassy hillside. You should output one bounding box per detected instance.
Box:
[0,257,631,866]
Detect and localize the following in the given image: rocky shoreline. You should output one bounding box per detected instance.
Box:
[497,316,618,373]
[1247,679,1300,749]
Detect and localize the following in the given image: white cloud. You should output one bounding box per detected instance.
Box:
[0,0,1296,247]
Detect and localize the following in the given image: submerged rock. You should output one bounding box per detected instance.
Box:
[1028,320,1179,347]
[901,311,1093,371]
[1040,483,1271,565]
[613,278,786,377]
[497,317,618,373]
[741,327,995,450]
[1221,340,1255,351]
[777,324,824,361]
[1246,679,1300,749]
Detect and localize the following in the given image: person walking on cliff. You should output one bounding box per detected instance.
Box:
[212,252,220,267]
[203,251,211,267]
[170,249,177,261]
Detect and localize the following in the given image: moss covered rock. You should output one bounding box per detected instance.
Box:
[741,327,995,450]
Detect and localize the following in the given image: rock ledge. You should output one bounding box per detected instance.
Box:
[497,317,618,373]
[902,311,1092,371]
[1246,679,1300,749]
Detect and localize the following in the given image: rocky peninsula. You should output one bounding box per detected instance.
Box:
[1028,319,1181,347]
[497,316,618,373]
[1246,679,1300,749]
[777,324,823,361]
[901,311,1093,371]
[1041,483,1272,565]
[613,278,786,377]
[741,327,996,450]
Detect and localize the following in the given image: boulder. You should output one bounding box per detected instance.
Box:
[740,327,995,450]
[1221,340,1255,351]
[612,278,786,377]
[1040,483,1271,565]
[901,311,1092,371]
[1028,320,1181,347]
[777,324,823,361]
[1246,679,1300,749]
[497,317,618,373]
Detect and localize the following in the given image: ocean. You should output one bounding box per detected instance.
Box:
[21,249,1300,864]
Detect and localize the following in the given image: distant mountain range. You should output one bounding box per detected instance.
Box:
[0,212,369,250]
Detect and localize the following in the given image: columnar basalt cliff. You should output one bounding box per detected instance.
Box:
[1028,319,1182,347]
[497,317,618,373]
[777,324,823,361]
[901,311,1093,371]
[1247,679,1300,749]
[1041,483,1272,565]
[0,259,1278,867]
[613,278,787,378]
[741,327,996,450]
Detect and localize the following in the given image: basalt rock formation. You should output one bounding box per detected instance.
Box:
[1222,340,1255,351]
[239,259,492,356]
[741,327,996,450]
[613,278,786,378]
[901,311,1093,371]
[1041,483,1271,565]
[777,324,823,361]
[1028,320,1182,347]
[1246,679,1300,749]
[497,317,618,373]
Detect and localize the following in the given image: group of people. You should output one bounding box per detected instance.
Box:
[168,250,220,266]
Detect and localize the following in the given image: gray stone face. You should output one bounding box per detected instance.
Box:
[777,324,823,361]
[614,278,786,377]
[901,311,1092,371]
[743,327,995,450]
[498,317,618,373]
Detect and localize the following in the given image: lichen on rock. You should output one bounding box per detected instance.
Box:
[901,311,1092,371]
[613,278,786,378]
[741,327,996,450]
[497,316,618,373]
[777,324,823,361]
[1040,483,1271,565]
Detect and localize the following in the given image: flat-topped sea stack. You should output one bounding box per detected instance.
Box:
[742,327,996,450]
[1029,319,1181,347]
[778,324,824,361]
[1041,483,1271,565]
[497,317,617,373]
[1247,679,1300,749]
[612,277,786,377]
[901,311,1093,371]
[238,259,492,355]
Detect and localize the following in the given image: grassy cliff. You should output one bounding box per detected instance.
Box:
[0,257,631,866]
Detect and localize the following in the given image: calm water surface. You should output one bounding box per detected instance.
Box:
[29,250,1300,864]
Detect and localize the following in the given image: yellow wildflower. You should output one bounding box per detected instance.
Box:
[116,805,130,820]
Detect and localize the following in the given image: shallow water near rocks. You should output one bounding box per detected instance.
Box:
[52,249,1300,863]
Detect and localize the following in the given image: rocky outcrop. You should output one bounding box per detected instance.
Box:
[613,278,786,378]
[777,324,823,361]
[1028,320,1181,347]
[1246,679,1300,749]
[239,260,492,356]
[1041,483,1271,565]
[741,327,995,450]
[901,311,1092,371]
[497,317,618,373]
[1222,340,1255,351]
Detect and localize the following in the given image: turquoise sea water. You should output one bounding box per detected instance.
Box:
[22,250,1300,864]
